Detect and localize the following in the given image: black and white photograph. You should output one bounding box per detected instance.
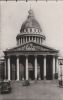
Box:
[0,0,63,100]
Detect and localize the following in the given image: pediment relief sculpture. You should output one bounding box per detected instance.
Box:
[15,43,49,51]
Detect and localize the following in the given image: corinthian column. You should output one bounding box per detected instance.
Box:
[17,56,19,81]
[53,56,55,79]
[26,56,28,80]
[35,56,37,80]
[8,57,10,80]
[44,55,46,79]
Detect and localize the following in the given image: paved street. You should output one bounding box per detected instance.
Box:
[0,80,63,100]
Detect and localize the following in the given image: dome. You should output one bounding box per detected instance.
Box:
[20,9,42,33]
[16,9,46,46]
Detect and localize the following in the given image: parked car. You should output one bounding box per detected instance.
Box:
[58,76,63,87]
[0,80,11,94]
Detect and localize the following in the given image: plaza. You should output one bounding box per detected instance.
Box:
[0,80,63,100]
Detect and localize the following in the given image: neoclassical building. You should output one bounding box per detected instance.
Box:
[4,9,59,81]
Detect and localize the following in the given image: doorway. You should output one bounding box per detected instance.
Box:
[28,56,34,80]
[46,56,53,80]
[29,70,34,80]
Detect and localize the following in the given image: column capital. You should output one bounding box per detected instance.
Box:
[34,54,37,57]
[7,56,11,59]
[4,56,7,59]
[55,56,58,59]
[25,54,29,58]
[16,55,19,58]
[43,55,47,57]
[53,55,55,57]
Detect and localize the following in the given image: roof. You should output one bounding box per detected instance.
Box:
[4,41,59,53]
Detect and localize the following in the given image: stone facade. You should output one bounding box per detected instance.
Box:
[4,9,59,81]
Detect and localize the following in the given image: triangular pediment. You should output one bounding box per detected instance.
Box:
[6,42,58,53]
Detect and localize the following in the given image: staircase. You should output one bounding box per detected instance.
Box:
[10,80,58,87]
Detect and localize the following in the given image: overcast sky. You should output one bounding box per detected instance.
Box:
[0,1,63,57]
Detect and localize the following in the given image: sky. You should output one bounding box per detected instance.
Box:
[0,1,63,57]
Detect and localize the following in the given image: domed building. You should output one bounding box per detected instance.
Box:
[4,9,59,81]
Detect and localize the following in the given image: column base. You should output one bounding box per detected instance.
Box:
[22,78,24,81]
[26,79,28,81]
[8,78,11,81]
[35,78,37,83]
[44,76,46,80]
[8,79,11,81]
[38,77,41,80]
[54,73,58,79]
[16,79,19,81]
[53,74,55,80]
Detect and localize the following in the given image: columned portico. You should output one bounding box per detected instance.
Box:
[44,55,46,79]
[8,57,10,80]
[26,56,28,80]
[17,56,19,81]
[35,55,37,80]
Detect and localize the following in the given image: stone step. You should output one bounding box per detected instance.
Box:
[10,80,58,86]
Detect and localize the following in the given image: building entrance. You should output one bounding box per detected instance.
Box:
[28,56,34,80]
[29,70,34,80]
[10,57,17,80]
[46,56,53,80]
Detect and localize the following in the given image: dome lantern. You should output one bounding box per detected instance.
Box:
[28,9,34,18]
